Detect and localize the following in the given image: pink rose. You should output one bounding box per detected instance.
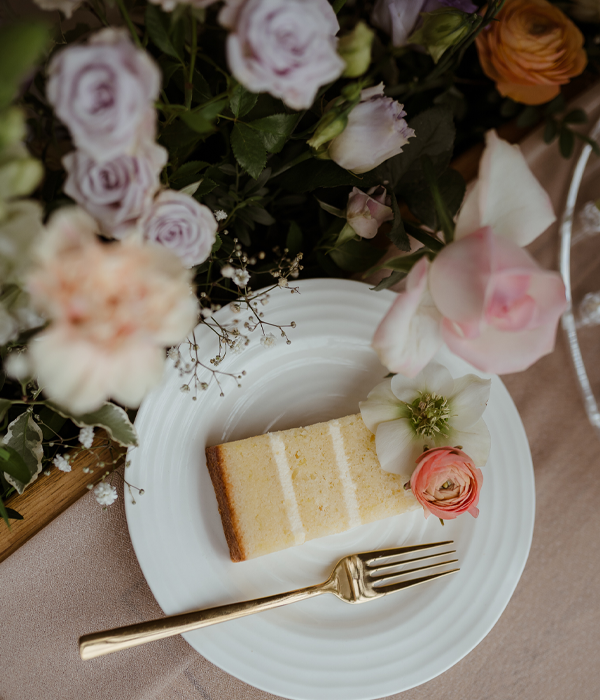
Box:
[62,142,167,238]
[428,226,567,373]
[372,257,443,376]
[141,190,218,269]
[373,130,566,377]
[47,29,161,162]
[224,0,345,110]
[346,186,393,239]
[410,446,483,520]
[328,84,415,174]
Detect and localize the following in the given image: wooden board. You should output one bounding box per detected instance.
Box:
[0,433,125,563]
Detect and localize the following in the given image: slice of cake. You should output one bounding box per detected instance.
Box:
[205,414,418,562]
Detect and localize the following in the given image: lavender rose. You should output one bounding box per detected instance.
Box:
[346,186,394,239]
[63,143,167,238]
[223,0,345,110]
[328,84,415,174]
[371,0,477,47]
[141,190,218,268]
[47,29,161,162]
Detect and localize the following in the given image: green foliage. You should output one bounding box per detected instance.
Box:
[145,4,184,62]
[248,114,299,154]
[2,412,43,494]
[48,402,138,447]
[0,22,50,110]
[231,123,267,179]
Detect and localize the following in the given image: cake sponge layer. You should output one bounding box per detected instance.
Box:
[205,414,418,561]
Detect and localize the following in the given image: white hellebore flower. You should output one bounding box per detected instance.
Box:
[359,361,491,479]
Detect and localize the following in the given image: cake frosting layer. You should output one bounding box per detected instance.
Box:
[205,414,418,561]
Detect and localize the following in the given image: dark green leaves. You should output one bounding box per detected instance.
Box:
[181,98,228,135]
[330,238,384,272]
[0,22,49,109]
[403,168,465,236]
[145,4,184,61]
[231,123,267,179]
[230,85,259,119]
[48,402,138,447]
[275,158,364,192]
[0,445,31,485]
[248,114,299,154]
[386,192,410,252]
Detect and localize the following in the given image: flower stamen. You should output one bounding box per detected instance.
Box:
[406,391,450,439]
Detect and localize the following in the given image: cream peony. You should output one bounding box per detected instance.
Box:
[26,208,198,414]
[359,361,491,480]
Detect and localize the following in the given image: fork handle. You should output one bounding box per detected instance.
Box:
[79,579,334,660]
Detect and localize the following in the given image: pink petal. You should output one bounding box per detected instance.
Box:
[455,130,556,246]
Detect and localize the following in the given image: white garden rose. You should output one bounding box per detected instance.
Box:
[328,84,415,174]
[224,0,345,110]
[62,142,167,238]
[47,29,161,162]
[141,190,218,268]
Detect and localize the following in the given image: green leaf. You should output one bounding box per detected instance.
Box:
[157,56,181,88]
[193,177,218,199]
[4,506,23,520]
[0,398,12,422]
[516,106,540,129]
[563,108,587,125]
[245,207,276,225]
[559,128,575,159]
[248,114,299,154]
[386,192,410,252]
[402,168,465,233]
[231,123,267,179]
[0,497,10,529]
[170,160,209,189]
[316,197,346,218]
[368,108,456,190]
[181,98,228,135]
[48,402,138,447]
[145,4,183,61]
[371,270,406,291]
[403,221,444,253]
[286,221,303,255]
[230,84,259,118]
[0,444,31,485]
[0,22,50,109]
[382,250,428,272]
[275,158,365,192]
[1,412,43,494]
[211,234,222,254]
[329,238,383,273]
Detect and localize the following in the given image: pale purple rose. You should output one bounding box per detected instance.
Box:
[224,0,345,110]
[346,186,394,239]
[371,0,477,47]
[47,29,161,162]
[328,84,415,174]
[63,142,167,238]
[141,190,218,268]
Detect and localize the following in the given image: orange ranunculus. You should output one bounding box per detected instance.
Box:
[476,0,587,105]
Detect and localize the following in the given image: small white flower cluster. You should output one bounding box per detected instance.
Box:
[78,425,94,449]
[260,333,276,348]
[94,481,118,506]
[214,209,228,222]
[53,454,71,472]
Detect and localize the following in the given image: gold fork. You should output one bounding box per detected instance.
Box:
[79,540,458,660]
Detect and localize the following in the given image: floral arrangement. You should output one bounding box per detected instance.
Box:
[0,0,597,526]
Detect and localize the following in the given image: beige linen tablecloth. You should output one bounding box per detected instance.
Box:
[3,88,600,700]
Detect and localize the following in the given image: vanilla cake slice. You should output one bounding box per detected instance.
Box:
[205,414,418,562]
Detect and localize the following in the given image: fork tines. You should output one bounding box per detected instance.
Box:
[362,540,459,594]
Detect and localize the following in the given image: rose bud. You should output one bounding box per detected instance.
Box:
[346,186,394,239]
[338,21,375,78]
[408,9,476,63]
[328,83,415,174]
[410,446,483,520]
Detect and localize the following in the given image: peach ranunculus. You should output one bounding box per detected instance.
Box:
[410,447,483,520]
[26,207,199,414]
[373,130,567,376]
[476,0,587,106]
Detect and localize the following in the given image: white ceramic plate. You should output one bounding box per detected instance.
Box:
[125,278,535,700]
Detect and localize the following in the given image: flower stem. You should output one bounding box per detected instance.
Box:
[115,0,142,49]
[185,14,198,110]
